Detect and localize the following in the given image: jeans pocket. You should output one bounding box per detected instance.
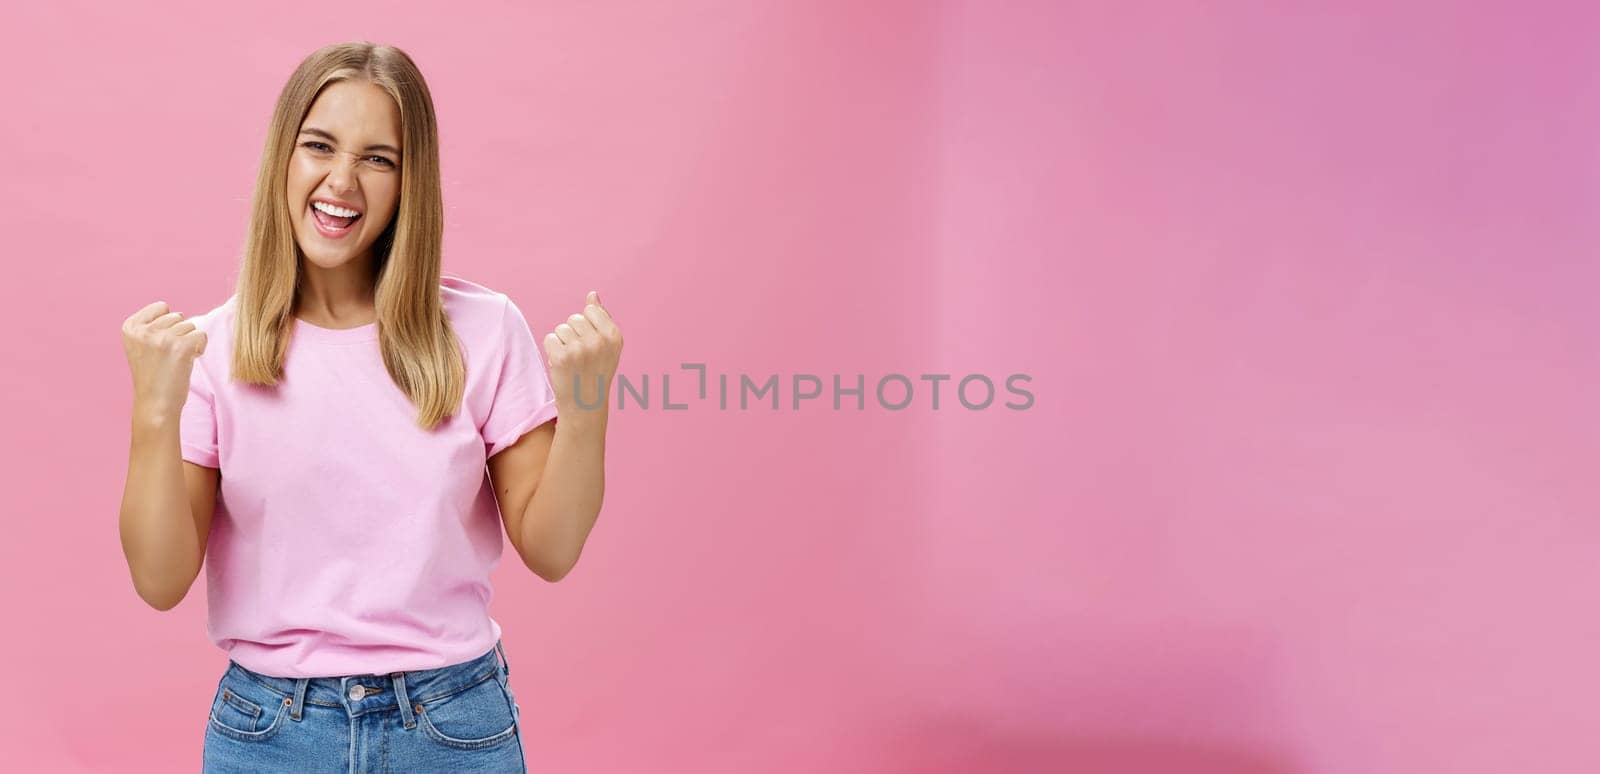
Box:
[208,666,290,742]
[414,670,519,751]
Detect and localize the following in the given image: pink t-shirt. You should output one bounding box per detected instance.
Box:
[178,274,559,678]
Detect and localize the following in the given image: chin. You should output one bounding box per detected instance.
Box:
[298,242,365,268]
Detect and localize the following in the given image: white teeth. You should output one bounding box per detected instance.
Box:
[312,201,361,218]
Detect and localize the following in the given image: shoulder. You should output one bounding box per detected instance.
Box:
[186,293,238,335]
[183,294,238,386]
[440,274,530,358]
[440,274,515,324]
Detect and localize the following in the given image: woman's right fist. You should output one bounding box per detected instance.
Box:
[122,300,208,422]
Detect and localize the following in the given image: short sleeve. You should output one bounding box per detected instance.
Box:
[480,294,560,458]
[179,358,220,468]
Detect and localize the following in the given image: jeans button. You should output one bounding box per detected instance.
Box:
[349,685,366,700]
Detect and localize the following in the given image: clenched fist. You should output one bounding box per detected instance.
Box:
[542,290,623,413]
[122,301,208,423]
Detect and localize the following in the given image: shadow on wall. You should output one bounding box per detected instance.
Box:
[867,620,1303,773]
[878,724,1298,774]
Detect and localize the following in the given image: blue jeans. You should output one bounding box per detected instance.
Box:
[202,640,527,772]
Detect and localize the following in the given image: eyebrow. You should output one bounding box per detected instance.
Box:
[297,127,400,156]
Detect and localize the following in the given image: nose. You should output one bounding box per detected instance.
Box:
[325,152,361,194]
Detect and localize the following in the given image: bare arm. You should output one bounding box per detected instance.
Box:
[486,290,620,583]
[118,301,215,611]
[120,412,219,610]
[488,413,605,582]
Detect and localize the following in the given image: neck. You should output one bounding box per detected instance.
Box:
[296,253,377,323]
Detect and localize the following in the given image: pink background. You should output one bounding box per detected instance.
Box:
[2,1,1596,772]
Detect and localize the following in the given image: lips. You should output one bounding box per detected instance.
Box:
[309,203,361,238]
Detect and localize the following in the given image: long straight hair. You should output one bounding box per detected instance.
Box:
[230,40,464,430]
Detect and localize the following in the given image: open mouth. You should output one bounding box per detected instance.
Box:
[310,200,363,238]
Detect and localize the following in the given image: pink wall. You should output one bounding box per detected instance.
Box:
[2,1,1595,772]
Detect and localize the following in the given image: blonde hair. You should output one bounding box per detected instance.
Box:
[230,40,464,430]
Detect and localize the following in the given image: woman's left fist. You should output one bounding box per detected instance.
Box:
[544,290,623,412]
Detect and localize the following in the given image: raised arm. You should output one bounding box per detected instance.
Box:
[118,301,216,611]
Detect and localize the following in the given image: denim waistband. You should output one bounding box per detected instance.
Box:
[225,640,511,724]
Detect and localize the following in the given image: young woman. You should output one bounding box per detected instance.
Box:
[117,41,622,772]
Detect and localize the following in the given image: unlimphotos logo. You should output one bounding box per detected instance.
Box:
[565,363,1034,411]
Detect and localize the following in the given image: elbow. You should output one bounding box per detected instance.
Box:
[129,566,193,612]
[525,549,577,584]
[531,558,573,584]
[146,595,183,612]
[134,580,186,612]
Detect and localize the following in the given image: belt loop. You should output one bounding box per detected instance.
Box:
[290,678,309,721]
[495,639,510,677]
[393,671,416,730]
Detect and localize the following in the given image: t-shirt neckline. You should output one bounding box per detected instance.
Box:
[291,316,379,344]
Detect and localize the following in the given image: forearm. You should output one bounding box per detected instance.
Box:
[518,407,608,581]
[119,412,202,610]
